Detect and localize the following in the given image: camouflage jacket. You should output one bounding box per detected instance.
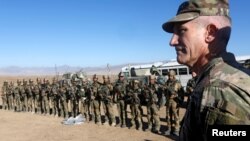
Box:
[179,53,250,141]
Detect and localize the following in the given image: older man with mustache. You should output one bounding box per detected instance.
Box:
[162,0,250,140]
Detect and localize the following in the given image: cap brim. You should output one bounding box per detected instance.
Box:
[162,12,199,33]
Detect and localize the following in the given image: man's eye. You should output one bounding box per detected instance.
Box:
[178,28,187,34]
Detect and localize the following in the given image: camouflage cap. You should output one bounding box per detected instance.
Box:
[162,0,230,33]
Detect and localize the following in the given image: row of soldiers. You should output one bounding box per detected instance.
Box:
[1,70,186,136]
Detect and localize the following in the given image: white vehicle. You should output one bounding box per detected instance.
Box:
[121,55,250,88]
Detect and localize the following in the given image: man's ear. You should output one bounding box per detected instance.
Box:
[205,24,217,43]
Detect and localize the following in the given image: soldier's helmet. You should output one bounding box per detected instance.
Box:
[103,75,107,80]
[17,79,21,84]
[118,72,125,77]
[29,79,33,84]
[169,70,176,76]
[3,80,8,85]
[93,74,98,80]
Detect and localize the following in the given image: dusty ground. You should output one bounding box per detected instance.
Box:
[0,75,186,141]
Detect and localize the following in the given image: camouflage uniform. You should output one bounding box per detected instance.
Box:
[32,79,41,114]
[127,80,143,130]
[186,72,197,105]
[7,82,14,110]
[113,72,128,128]
[50,80,60,117]
[58,81,69,118]
[143,75,161,133]
[164,70,184,135]
[180,54,250,140]
[1,81,8,110]
[77,79,88,120]
[89,75,101,124]
[41,80,50,115]
[99,76,115,126]
[14,80,22,111]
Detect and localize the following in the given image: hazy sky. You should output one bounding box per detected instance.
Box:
[0,0,249,67]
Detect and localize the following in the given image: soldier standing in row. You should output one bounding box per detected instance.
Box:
[89,74,101,125]
[1,81,8,110]
[143,75,161,133]
[7,81,14,111]
[78,79,89,120]
[164,70,184,136]
[100,75,115,126]
[113,72,127,128]
[33,78,41,114]
[185,71,197,105]
[14,80,22,112]
[127,80,143,131]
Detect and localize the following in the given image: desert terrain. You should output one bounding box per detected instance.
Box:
[0,75,186,141]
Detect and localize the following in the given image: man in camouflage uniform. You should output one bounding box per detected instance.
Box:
[41,79,50,115]
[58,80,69,118]
[162,0,250,140]
[99,75,115,126]
[89,74,102,125]
[7,81,15,111]
[143,75,161,133]
[113,72,128,128]
[1,81,8,110]
[32,78,41,114]
[127,80,143,131]
[77,78,89,120]
[164,70,184,136]
[14,80,22,112]
[185,71,197,105]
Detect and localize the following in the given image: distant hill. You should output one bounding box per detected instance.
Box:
[0,64,126,76]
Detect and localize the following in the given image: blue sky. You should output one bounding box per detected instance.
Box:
[0,0,249,67]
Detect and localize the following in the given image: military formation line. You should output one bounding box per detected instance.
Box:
[1,70,196,136]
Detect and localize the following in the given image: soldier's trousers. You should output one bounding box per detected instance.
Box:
[7,95,14,110]
[68,99,78,117]
[27,96,33,112]
[166,99,180,132]
[15,96,21,111]
[92,99,101,123]
[1,96,7,110]
[103,102,115,124]
[147,103,160,131]
[130,104,142,129]
[41,97,49,114]
[21,95,27,112]
[59,99,68,118]
[117,100,127,126]
[100,100,108,122]
[78,99,88,118]
[33,95,41,113]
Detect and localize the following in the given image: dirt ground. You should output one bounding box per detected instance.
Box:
[0,75,186,141]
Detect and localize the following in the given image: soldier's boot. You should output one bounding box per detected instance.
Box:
[164,126,171,136]
[115,117,121,127]
[153,124,161,134]
[172,130,179,136]
[145,125,152,132]
[137,119,142,131]
[130,120,136,129]
[111,121,116,127]
[96,115,101,125]
[121,119,126,128]
[68,112,72,118]
[164,130,171,136]
[102,116,109,125]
